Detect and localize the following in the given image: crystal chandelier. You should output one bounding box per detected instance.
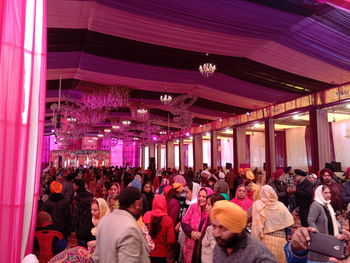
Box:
[199,63,216,77]
[122,120,131,125]
[104,129,111,133]
[199,53,216,77]
[79,85,131,110]
[67,117,77,123]
[160,88,172,104]
[137,108,148,115]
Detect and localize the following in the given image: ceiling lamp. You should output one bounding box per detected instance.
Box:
[104,129,111,133]
[122,120,131,125]
[112,125,120,129]
[67,117,77,123]
[97,134,104,138]
[137,108,148,115]
[160,88,172,105]
[199,53,216,77]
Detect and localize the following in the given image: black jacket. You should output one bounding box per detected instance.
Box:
[72,189,94,241]
[295,178,314,209]
[43,193,71,238]
[270,180,289,207]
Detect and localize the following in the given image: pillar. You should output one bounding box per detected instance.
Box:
[233,127,246,171]
[149,143,155,171]
[157,144,162,170]
[141,145,145,169]
[166,141,175,169]
[309,109,331,172]
[211,130,218,170]
[193,134,203,172]
[265,118,276,181]
[179,138,185,172]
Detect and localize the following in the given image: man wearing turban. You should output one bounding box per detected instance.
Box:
[210,201,276,262]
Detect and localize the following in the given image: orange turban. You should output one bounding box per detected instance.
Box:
[172,183,183,193]
[210,200,247,233]
[50,181,62,193]
[246,171,254,180]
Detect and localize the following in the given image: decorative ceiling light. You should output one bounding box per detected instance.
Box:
[347,104,350,108]
[93,137,98,140]
[159,131,167,135]
[79,85,131,110]
[122,120,131,125]
[199,53,216,77]
[104,129,111,133]
[97,134,104,138]
[137,108,148,115]
[133,137,139,141]
[160,88,172,104]
[293,114,300,120]
[112,125,120,129]
[67,117,77,123]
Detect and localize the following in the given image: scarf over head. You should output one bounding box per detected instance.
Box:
[314,185,339,236]
[186,182,201,206]
[231,185,253,211]
[173,174,187,187]
[143,194,168,224]
[251,185,294,239]
[210,200,247,234]
[91,198,110,236]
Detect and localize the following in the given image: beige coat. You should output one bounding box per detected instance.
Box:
[201,225,216,263]
[93,209,150,263]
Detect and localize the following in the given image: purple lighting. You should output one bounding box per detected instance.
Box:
[185,132,190,136]
[152,136,157,141]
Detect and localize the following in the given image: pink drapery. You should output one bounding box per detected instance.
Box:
[0,0,46,261]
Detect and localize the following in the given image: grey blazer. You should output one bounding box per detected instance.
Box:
[94,209,150,263]
[307,201,335,262]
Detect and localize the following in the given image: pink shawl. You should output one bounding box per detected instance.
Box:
[231,185,253,211]
[182,203,209,263]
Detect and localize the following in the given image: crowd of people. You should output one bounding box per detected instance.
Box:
[27,164,350,263]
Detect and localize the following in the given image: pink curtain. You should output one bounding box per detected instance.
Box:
[275,131,287,169]
[0,0,46,261]
[41,136,51,169]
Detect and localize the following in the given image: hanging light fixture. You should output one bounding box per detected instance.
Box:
[160,88,172,104]
[199,53,216,77]
[137,108,148,115]
[122,120,131,125]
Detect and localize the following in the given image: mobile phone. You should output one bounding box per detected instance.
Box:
[307,232,345,259]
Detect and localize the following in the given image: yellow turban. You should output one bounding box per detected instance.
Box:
[210,200,247,233]
[246,171,254,180]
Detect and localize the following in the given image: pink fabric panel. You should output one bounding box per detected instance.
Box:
[0,0,46,260]
[248,42,350,84]
[41,136,51,168]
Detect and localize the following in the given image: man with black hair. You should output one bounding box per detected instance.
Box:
[94,186,150,263]
[294,169,314,227]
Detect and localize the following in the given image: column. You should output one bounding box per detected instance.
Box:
[179,138,185,172]
[193,134,203,172]
[149,143,155,171]
[141,145,145,169]
[211,130,218,170]
[157,144,162,170]
[265,118,276,181]
[233,127,246,171]
[309,109,331,172]
[166,141,175,169]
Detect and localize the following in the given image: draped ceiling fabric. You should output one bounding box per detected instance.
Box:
[45,0,350,137]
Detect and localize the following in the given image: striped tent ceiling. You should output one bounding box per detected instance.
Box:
[46,0,350,137]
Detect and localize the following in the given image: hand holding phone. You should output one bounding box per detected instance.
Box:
[307,232,345,260]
